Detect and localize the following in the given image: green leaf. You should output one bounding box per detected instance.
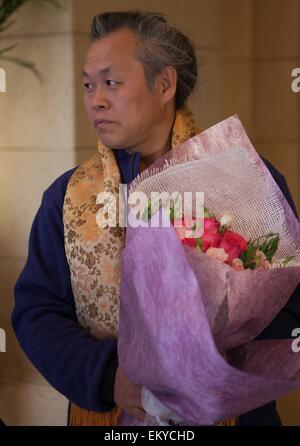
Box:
[0,19,15,33]
[282,255,295,267]
[0,1,28,27]
[0,42,19,55]
[240,243,257,269]
[219,225,227,235]
[31,0,65,9]
[204,207,214,218]
[141,200,152,223]
[257,233,279,262]
[0,54,43,82]
[170,205,175,225]
[196,238,202,251]
[0,0,64,81]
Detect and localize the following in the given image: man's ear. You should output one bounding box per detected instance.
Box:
[158,66,177,104]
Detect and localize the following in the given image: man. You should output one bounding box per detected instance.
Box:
[12,11,299,426]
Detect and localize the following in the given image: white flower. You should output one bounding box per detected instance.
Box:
[220,211,235,228]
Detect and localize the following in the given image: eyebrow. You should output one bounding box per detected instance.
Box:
[81,67,112,78]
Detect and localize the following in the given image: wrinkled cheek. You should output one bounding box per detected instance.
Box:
[83,97,93,121]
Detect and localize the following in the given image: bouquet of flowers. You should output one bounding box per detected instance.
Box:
[117,115,300,426]
[172,207,291,271]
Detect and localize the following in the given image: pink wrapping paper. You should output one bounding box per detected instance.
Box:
[117,116,300,425]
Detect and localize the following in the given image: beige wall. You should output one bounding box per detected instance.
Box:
[0,0,299,426]
[254,0,300,215]
[220,0,300,215]
[0,0,73,425]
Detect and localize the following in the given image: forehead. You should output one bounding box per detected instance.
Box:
[84,28,140,72]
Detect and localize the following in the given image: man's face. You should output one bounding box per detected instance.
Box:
[82,28,167,151]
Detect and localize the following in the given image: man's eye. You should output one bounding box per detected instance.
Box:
[105,80,118,87]
[84,82,94,90]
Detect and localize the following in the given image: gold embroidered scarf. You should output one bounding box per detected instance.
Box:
[63,106,236,426]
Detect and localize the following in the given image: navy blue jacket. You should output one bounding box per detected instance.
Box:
[12,149,300,425]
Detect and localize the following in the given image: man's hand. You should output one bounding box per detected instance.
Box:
[113,367,146,422]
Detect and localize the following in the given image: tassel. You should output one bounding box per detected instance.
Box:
[69,402,237,426]
[69,403,121,426]
[218,417,237,426]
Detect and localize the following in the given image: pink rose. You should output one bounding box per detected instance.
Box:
[200,217,221,252]
[204,217,220,233]
[174,217,201,241]
[232,258,245,271]
[201,231,222,252]
[206,247,229,263]
[173,218,198,247]
[219,230,248,264]
[181,237,197,248]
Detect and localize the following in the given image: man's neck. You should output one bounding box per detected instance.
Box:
[138,108,176,173]
[138,134,172,173]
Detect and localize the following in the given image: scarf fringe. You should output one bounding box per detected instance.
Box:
[218,417,237,426]
[69,403,121,426]
[69,402,237,426]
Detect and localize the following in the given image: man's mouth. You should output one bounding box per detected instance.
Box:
[94,119,114,128]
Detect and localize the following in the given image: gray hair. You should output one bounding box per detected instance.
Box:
[90,10,198,109]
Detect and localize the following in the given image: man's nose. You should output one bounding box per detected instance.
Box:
[93,86,110,110]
